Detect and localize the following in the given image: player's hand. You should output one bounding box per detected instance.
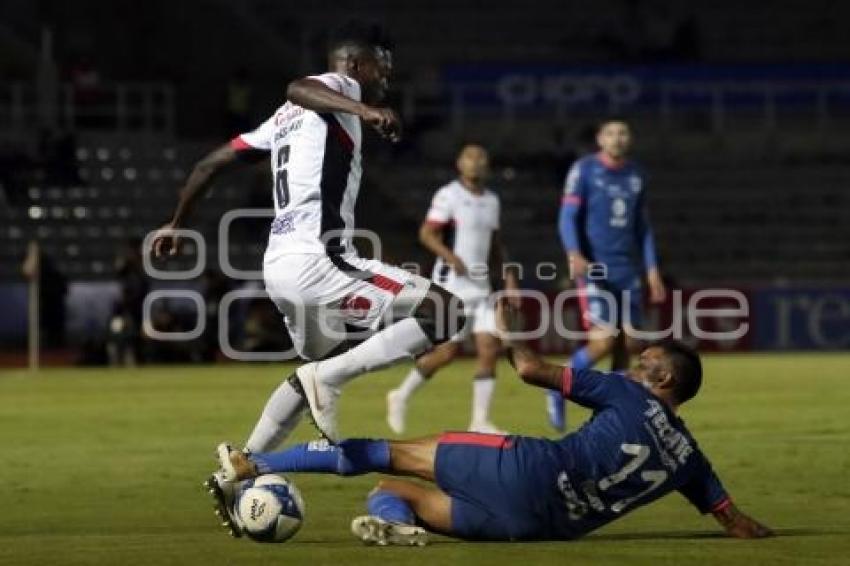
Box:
[714,504,774,539]
[568,252,588,279]
[447,254,468,276]
[647,268,667,304]
[360,106,402,142]
[726,516,773,539]
[725,514,774,539]
[151,221,181,257]
[495,297,523,337]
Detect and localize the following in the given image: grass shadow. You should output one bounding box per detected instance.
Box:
[584,527,836,542]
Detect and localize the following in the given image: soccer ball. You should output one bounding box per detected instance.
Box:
[235,474,305,543]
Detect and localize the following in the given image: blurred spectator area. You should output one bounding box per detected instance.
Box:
[0,131,848,287]
[381,160,850,286]
[2,1,850,136]
[0,134,270,281]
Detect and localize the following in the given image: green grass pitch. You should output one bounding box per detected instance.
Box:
[1,354,849,565]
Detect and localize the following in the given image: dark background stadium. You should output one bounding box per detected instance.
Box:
[2,0,849,366]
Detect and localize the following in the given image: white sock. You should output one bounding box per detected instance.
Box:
[244,379,306,453]
[471,375,495,424]
[316,318,432,388]
[395,367,427,401]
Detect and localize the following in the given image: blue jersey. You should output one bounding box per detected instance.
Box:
[530,367,729,539]
[435,368,729,541]
[559,154,657,277]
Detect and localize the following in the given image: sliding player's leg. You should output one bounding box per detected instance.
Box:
[387,340,460,434]
[351,479,451,545]
[218,435,442,482]
[220,432,540,543]
[354,431,548,544]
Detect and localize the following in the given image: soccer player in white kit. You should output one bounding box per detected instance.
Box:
[386,144,518,434]
[151,23,469,535]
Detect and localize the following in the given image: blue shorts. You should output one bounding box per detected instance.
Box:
[577,274,643,329]
[434,432,557,541]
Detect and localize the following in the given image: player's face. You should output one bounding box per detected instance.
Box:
[456,145,489,181]
[597,122,631,159]
[629,347,670,390]
[356,47,392,103]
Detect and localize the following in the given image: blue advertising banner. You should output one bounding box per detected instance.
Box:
[753,288,850,350]
[442,63,850,111]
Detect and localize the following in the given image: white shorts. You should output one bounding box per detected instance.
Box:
[263,253,430,360]
[450,295,498,342]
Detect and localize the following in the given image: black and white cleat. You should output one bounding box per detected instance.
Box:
[204,471,243,539]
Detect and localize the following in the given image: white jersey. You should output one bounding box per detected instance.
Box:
[425,180,501,299]
[231,72,363,258]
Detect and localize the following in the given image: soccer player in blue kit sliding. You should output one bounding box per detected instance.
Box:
[547,119,668,431]
[215,299,771,545]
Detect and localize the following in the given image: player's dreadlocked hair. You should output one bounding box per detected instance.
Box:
[328,20,394,54]
[655,340,703,404]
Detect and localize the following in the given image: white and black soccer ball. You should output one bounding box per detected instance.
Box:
[235,474,305,543]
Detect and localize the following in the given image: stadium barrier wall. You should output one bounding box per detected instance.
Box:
[0,283,848,356]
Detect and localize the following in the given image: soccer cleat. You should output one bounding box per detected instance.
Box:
[546,390,566,432]
[216,442,259,482]
[468,420,508,435]
[350,515,428,547]
[386,389,407,434]
[292,362,341,443]
[203,470,244,538]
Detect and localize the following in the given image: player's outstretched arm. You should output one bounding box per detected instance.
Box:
[287,78,401,141]
[495,298,563,391]
[152,142,240,257]
[713,503,773,539]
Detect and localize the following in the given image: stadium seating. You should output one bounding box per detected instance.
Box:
[2,129,847,285]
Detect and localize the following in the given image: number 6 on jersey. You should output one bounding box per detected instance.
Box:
[275,145,291,210]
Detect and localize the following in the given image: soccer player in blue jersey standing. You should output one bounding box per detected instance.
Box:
[548,119,668,431]
[214,300,771,545]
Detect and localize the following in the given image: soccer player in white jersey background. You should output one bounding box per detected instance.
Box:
[150,22,470,536]
[387,144,519,434]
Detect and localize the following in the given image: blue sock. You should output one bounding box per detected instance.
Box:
[252,439,391,477]
[367,490,415,524]
[570,346,593,370]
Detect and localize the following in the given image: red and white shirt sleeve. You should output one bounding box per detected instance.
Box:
[230,115,275,153]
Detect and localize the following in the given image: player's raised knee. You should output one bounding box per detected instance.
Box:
[414,284,468,344]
